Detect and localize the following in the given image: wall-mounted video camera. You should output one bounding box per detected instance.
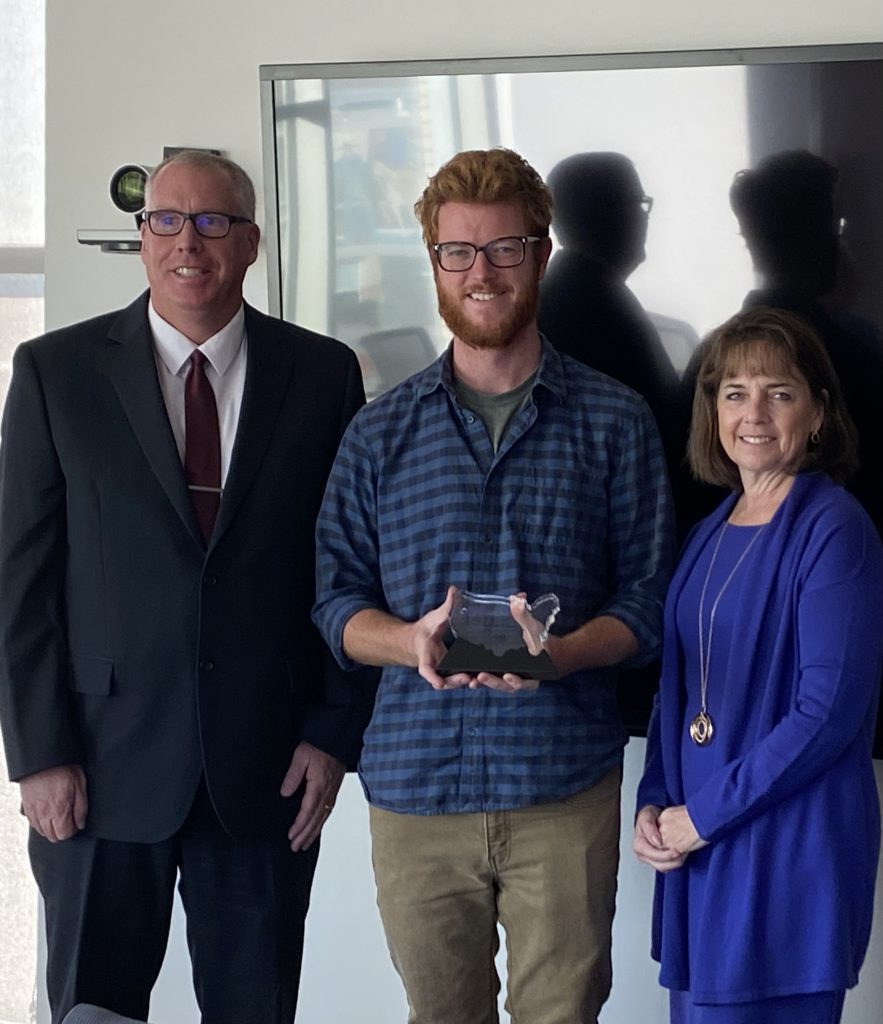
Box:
[109,164,154,219]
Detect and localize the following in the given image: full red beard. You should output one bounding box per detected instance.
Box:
[436,274,541,350]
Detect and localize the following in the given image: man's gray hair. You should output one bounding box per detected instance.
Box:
[145,151,256,221]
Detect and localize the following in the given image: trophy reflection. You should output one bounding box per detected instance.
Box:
[438,590,561,679]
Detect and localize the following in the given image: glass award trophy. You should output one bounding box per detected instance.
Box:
[437,591,561,679]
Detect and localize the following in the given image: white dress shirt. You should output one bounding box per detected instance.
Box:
[148,302,248,487]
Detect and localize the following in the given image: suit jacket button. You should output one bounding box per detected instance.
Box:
[203,575,218,586]
[200,660,214,671]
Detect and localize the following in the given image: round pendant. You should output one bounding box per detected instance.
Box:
[689,710,714,746]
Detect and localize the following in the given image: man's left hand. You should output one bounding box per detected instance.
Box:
[508,592,548,656]
[280,741,345,852]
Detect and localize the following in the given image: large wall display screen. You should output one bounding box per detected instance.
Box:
[261,45,883,746]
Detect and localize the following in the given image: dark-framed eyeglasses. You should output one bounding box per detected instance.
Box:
[141,210,253,238]
[639,194,653,214]
[433,235,546,272]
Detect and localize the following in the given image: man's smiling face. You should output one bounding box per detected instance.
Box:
[433,201,550,351]
[140,162,260,341]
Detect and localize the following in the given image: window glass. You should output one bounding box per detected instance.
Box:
[1,3,45,1022]
[0,275,44,394]
[0,0,45,243]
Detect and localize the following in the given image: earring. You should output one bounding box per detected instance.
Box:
[810,429,821,445]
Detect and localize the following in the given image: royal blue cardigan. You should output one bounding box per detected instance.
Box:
[638,472,883,1003]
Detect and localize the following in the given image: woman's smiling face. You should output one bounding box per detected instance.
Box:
[716,351,824,487]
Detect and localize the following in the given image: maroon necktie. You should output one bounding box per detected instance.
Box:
[185,350,221,542]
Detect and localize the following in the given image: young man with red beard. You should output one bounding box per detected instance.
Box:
[314,148,674,1023]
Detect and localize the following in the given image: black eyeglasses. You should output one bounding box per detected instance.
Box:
[433,235,545,272]
[141,210,253,238]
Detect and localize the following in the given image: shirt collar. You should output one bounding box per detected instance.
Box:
[148,301,246,377]
[415,335,567,404]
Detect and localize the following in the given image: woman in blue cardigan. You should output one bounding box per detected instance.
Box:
[634,307,883,1024]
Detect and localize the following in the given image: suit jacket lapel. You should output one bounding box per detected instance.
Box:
[101,292,204,549]
[210,304,296,547]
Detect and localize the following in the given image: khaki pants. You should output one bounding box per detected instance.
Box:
[369,765,621,1024]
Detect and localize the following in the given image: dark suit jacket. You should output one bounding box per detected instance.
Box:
[0,292,374,842]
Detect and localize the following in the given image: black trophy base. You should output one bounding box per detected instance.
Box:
[437,638,560,680]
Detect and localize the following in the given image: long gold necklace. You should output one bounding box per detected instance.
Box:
[692,522,765,746]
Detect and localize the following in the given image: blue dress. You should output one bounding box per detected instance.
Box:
[673,524,843,1024]
[637,474,883,1023]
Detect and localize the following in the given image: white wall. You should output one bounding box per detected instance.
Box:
[44,0,883,331]
[43,2,883,1022]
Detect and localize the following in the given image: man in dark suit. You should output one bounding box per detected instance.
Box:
[0,151,372,1023]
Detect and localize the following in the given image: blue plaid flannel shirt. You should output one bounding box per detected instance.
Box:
[313,339,674,814]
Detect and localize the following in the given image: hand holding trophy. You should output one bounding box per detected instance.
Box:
[437,590,561,688]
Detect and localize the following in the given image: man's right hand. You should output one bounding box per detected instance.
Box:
[409,586,473,691]
[342,587,473,689]
[19,764,88,842]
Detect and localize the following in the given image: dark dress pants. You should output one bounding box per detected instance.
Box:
[28,781,320,1024]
